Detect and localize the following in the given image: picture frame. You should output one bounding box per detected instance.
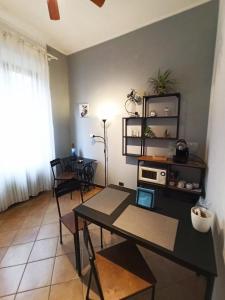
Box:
[79,104,89,118]
[136,187,155,209]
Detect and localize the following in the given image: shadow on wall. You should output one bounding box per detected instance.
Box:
[212,216,225,299]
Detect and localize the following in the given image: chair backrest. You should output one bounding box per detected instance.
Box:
[81,164,94,185]
[50,158,63,179]
[54,179,83,218]
[83,222,104,300]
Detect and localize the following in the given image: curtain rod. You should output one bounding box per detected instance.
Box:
[0,25,58,61]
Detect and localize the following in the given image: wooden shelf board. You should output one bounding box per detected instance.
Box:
[146,116,178,119]
[144,137,177,140]
[144,93,180,99]
[123,153,141,157]
[123,136,142,139]
[138,180,202,195]
[138,156,206,169]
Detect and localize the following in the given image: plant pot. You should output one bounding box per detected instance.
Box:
[191,206,213,233]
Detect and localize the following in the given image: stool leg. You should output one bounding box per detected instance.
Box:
[86,269,93,300]
[100,227,103,249]
[151,286,155,300]
[59,221,63,244]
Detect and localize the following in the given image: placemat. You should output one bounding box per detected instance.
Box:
[113,205,179,251]
[83,187,129,215]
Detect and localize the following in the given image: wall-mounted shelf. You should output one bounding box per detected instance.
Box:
[122,93,181,157]
[146,115,178,119]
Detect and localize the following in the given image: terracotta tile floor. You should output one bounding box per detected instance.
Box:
[0,188,206,300]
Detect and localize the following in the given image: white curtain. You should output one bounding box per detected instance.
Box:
[0,30,55,211]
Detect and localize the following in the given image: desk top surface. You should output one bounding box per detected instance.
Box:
[74,184,217,277]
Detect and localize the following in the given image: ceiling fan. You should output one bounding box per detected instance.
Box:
[47,0,105,20]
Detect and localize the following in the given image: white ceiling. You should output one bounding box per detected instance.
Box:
[0,0,210,55]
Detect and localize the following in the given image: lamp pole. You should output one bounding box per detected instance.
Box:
[102,119,107,187]
[90,119,107,187]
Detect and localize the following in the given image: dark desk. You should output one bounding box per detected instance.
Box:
[73,184,217,300]
[62,156,96,172]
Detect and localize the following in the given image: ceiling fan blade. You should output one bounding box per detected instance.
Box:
[90,0,105,7]
[47,0,60,20]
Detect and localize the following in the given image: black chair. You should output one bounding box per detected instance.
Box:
[50,158,76,196]
[54,180,103,251]
[83,222,157,300]
[81,164,95,191]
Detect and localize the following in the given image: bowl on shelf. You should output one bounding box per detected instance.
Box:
[191,206,213,233]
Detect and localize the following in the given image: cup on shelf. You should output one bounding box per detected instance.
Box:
[186,183,193,190]
[191,207,213,233]
[177,180,186,189]
[169,181,176,187]
[193,182,200,189]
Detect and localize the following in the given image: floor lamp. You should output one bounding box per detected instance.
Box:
[90,119,107,187]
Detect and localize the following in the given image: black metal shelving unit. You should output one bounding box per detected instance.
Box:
[137,156,206,198]
[122,93,181,157]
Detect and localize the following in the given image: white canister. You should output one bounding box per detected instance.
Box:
[191,207,213,233]
[186,183,193,190]
[177,180,186,189]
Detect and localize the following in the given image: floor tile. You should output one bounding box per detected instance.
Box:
[0,217,24,232]
[52,254,77,285]
[15,286,49,300]
[21,215,43,229]
[0,230,17,247]
[36,223,59,240]
[42,212,59,225]
[18,258,54,292]
[0,295,15,300]
[0,242,33,267]
[56,234,74,256]
[29,237,58,262]
[49,279,83,300]
[0,264,25,297]
[13,227,39,245]
[0,247,8,262]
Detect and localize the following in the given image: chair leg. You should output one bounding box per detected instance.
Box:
[86,268,93,300]
[70,191,72,200]
[52,180,55,197]
[59,221,63,244]
[151,286,156,300]
[100,227,103,249]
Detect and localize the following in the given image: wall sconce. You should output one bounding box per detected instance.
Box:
[90,119,107,187]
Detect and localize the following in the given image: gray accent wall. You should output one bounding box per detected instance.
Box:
[68,1,218,188]
[48,46,71,157]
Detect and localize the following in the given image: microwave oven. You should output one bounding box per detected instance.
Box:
[139,166,167,185]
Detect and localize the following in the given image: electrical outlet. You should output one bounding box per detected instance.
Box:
[119,182,124,187]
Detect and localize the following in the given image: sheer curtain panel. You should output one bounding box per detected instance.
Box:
[0,30,55,211]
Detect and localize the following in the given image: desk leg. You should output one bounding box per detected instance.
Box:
[205,275,215,300]
[74,213,81,276]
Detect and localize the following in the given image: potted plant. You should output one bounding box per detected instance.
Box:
[149,69,175,95]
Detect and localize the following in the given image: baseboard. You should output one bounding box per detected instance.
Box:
[94,184,105,188]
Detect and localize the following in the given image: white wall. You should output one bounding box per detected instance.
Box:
[205,1,225,299]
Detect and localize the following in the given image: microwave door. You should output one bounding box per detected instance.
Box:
[142,169,157,181]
